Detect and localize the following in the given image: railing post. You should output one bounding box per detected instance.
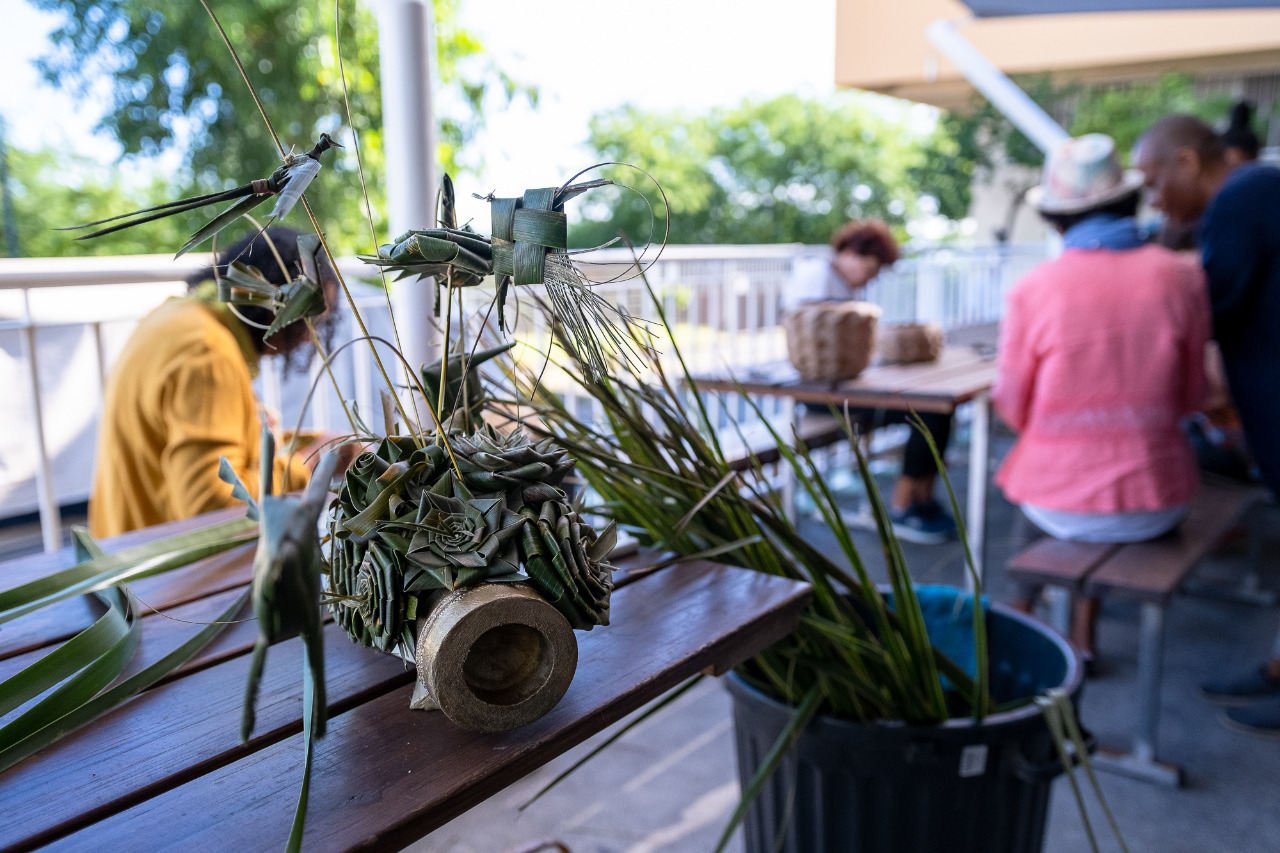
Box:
[21,291,60,552]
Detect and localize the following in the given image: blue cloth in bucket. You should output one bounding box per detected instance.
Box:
[887,585,987,689]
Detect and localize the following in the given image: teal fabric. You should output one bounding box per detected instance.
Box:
[888,585,987,683]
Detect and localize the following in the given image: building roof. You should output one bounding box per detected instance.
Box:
[835,0,1280,108]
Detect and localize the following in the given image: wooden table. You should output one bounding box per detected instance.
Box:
[0,510,811,852]
[691,345,999,583]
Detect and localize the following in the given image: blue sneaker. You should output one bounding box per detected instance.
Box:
[1222,697,1280,740]
[1200,665,1280,706]
[889,500,958,545]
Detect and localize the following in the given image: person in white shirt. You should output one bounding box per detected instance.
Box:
[786,220,958,545]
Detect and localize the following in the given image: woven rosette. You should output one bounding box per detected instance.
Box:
[327,426,615,659]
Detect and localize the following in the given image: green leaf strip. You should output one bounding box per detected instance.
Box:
[0,517,256,624]
[0,587,248,774]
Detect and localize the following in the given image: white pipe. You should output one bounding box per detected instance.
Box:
[372,0,439,378]
[22,292,61,552]
[926,18,1069,155]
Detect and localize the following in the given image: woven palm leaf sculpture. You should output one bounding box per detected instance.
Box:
[359,172,645,378]
[327,348,615,663]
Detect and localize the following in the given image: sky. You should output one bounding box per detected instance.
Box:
[0,1,839,174]
[0,0,939,237]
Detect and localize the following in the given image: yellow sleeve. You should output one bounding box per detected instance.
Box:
[159,349,258,518]
[273,445,313,495]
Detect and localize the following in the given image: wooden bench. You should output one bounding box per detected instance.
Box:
[0,512,812,851]
[1006,480,1264,787]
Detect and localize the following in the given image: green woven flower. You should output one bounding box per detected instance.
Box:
[451,425,576,505]
[402,475,524,590]
[327,427,612,657]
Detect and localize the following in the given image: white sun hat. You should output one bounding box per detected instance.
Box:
[1026,133,1145,215]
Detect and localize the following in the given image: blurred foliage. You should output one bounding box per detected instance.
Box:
[574,94,939,247]
[2,144,186,257]
[1068,73,1231,156]
[28,0,533,255]
[932,72,1235,222]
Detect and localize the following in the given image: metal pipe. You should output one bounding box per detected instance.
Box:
[21,291,61,552]
[925,18,1069,155]
[372,0,440,377]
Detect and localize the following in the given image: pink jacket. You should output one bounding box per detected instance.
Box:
[994,245,1210,513]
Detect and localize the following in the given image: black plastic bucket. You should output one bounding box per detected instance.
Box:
[727,595,1083,853]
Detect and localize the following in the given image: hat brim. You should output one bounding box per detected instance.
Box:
[1028,169,1146,215]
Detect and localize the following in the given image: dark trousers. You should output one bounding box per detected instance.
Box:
[802,406,952,478]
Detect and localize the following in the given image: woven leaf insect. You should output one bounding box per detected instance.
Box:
[217,233,329,340]
[217,427,342,742]
[219,426,344,852]
[358,173,638,379]
[59,133,343,257]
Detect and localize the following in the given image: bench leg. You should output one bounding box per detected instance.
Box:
[1090,602,1184,788]
[1044,586,1072,638]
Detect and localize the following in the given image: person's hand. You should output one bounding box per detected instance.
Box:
[296,433,366,487]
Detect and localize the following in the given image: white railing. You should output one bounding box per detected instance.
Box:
[0,242,1046,550]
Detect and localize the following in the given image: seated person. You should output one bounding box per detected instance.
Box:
[787,219,957,545]
[89,228,344,538]
[995,134,1210,658]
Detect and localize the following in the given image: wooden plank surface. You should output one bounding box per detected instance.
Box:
[1086,483,1262,603]
[0,543,256,661]
[37,562,812,853]
[690,347,996,414]
[1006,539,1118,588]
[0,621,413,852]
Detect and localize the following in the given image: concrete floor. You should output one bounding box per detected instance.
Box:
[413,429,1280,853]
[9,433,1280,853]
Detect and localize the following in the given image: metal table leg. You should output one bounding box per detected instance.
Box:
[964,393,991,592]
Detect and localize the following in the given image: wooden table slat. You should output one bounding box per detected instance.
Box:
[0,543,256,661]
[0,585,258,686]
[691,348,996,415]
[0,507,248,589]
[0,621,413,852]
[36,562,812,853]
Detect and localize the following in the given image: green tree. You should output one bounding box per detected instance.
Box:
[928,73,1233,238]
[574,94,933,247]
[3,142,186,257]
[1069,73,1230,156]
[31,0,533,253]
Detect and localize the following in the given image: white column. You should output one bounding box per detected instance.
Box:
[373,0,439,376]
[926,18,1068,156]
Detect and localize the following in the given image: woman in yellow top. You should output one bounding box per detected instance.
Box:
[89,228,341,538]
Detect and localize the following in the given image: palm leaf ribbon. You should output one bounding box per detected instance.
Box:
[58,133,343,257]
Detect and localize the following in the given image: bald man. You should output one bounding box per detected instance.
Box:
[1136,115,1280,737]
[1136,116,1280,495]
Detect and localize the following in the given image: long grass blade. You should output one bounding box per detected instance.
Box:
[0,587,248,774]
[0,518,256,623]
[713,686,821,853]
[520,676,704,811]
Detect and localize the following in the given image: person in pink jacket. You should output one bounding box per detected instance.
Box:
[995,134,1211,659]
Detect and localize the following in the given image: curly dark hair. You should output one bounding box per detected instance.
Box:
[187,227,340,373]
[830,219,901,266]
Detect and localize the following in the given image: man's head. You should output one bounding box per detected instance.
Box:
[189,227,341,366]
[1134,115,1231,226]
[829,219,899,290]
